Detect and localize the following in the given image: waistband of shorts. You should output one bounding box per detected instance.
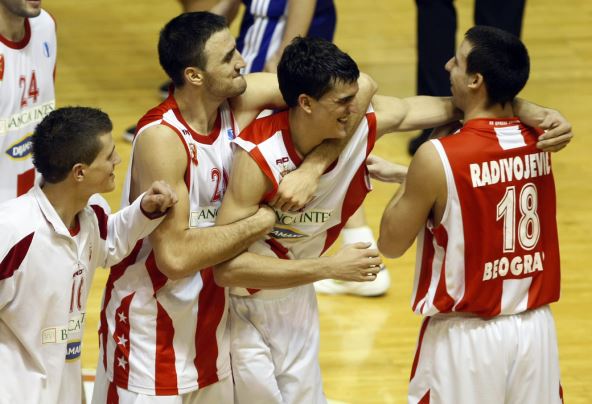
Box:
[430,304,550,320]
[229,287,298,300]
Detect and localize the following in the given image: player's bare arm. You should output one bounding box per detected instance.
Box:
[366,154,408,184]
[377,142,447,258]
[373,95,460,138]
[130,126,275,280]
[513,98,573,152]
[270,72,379,211]
[214,149,382,289]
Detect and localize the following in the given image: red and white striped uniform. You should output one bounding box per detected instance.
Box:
[0,10,56,202]
[0,185,164,404]
[97,95,238,396]
[232,108,376,283]
[228,108,376,404]
[412,118,560,318]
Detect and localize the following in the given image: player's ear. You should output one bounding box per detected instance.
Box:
[72,163,86,183]
[298,94,313,114]
[185,67,204,87]
[468,72,483,90]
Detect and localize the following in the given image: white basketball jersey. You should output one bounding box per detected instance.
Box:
[231,108,376,296]
[0,11,56,202]
[98,96,238,395]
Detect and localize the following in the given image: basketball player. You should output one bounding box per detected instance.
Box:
[377,26,564,403]
[0,107,177,404]
[0,0,55,202]
[92,12,377,403]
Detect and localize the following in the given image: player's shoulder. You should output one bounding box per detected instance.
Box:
[29,9,56,33]
[0,194,39,259]
[239,110,289,144]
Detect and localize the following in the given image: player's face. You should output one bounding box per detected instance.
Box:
[0,0,42,18]
[202,29,247,99]
[310,80,359,140]
[445,39,473,111]
[84,132,121,194]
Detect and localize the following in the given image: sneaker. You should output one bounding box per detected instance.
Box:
[122,125,136,143]
[314,266,390,297]
[407,129,432,156]
[159,81,172,100]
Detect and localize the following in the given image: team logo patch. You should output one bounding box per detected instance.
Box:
[43,42,50,57]
[227,128,235,140]
[5,133,34,159]
[65,340,82,361]
[270,226,307,239]
[0,54,4,81]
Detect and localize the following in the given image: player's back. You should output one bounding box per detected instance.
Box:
[413,118,560,318]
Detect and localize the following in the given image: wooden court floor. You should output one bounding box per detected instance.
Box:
[43,0,592,402]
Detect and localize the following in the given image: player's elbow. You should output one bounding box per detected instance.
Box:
[153,252,191,281]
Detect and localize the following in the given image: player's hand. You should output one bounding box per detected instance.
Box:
[270,167,320,212]
[141,180,178,215]
[366,155,408,184]
[430,120,463,139]
[536,109,573,152]
[326,242,382,282]
[254,204,277,233]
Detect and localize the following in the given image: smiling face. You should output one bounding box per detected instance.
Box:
[201,29,247,99]
[309,79,360,140]
[82,132,121,194]
[445,39,474,111]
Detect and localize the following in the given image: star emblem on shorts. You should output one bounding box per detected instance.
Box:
[117,356,128,369]
[117,335,128,346]
[117,312,127,323]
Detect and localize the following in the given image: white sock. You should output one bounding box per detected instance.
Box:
[342,226,377,249]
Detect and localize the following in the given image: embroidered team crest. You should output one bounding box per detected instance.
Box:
[0,54,4,82]
[189,143,198,165]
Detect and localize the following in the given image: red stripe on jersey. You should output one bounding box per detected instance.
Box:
[365,111,377,154]
[91,204,109,240]
[16,168,35,197]
[194,268,225,387]
[240,110,289,145]
[418,390,430,404]
[413,231,436,312]
[431,226,454,312]
[0,232,34,280]
[410,317,431,381]
[281,128,303,166]
[112,293,134,389]
[145,252,178,394]
[107,381,119,404]
[100,240,143,368]
[250,147,279,202]
[155,301,179,395]
[0,18,31,49]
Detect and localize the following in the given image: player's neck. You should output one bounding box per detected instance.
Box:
[288,109,323,157]
[42,182,89,229]
[463,101,515,122]
[0,11,26,42]
[175,87,220,135]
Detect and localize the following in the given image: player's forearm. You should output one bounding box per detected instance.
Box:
[210,0,241,23]
[153,210,272,280]
[377,183,414,258]
[399,96,460,132]
[512,98,551,127]
[214,251,330,289]
[280,0,316,50]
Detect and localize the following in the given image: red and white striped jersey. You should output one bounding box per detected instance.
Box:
[231,108,376,296]
[412,118,560,318]
[0,11,56,202]
[98,95,238,395]
[0,185,163,404]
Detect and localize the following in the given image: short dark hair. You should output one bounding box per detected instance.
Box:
[465,25,530,106]
[277,37,360,107]
[32,107,112,183]
[158,12,228,87]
